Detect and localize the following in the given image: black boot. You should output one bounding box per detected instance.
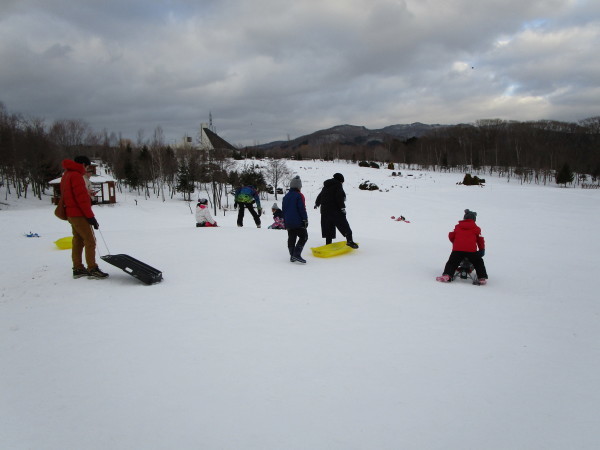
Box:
[292,244,306,263]
[288,246,295,262]
[346,234,359,249]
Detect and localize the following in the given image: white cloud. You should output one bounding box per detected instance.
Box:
[0,0,599,145]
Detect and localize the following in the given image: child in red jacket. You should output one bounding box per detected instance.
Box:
[436,209,488,284]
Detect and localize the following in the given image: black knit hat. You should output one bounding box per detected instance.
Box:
[74,155,91,166]
[333,173,344,183]
[464,209,477,221]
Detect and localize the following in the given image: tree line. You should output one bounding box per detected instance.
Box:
[1,100,599,206]
[265,117,600,185]
[0,103,289,211]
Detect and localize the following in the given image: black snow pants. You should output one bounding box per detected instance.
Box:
[287,227,308,257]
[237,203,261,227]
[443,251,488,279]
[320,210,352,244]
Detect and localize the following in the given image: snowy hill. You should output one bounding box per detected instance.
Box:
[255,122,443,149]
[1,160,599,450]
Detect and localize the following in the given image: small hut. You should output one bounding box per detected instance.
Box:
[49,163,117,205]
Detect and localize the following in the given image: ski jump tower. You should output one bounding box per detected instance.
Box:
[197,113,237,152]
[198,112,214,151]
[198,123,213,151]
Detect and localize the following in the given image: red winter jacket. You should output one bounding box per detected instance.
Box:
[60,159,94,219]
[448,219,485,252]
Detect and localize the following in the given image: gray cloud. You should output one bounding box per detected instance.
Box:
[1,0,598,146]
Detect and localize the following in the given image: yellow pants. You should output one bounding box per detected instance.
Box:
[68,216,97,270]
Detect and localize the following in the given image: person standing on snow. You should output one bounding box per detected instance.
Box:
[282,176,309,263]
[83,165,96,199]
[436,209,488,284]
[60,155,108,279]
[234,185,262,228]
[195,198,218,227]
[314,173,358,249]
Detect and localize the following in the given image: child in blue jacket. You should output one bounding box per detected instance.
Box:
[282,176,308,263]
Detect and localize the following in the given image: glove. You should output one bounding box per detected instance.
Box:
[303,220,309,229]
[341,208,346,215]
[258,207,263,215]
[478,249,485,257]
[87,217,99,230]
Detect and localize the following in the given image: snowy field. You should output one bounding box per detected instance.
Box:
[1,159,599,450]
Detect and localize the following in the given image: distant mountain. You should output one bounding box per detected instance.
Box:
[254,123,446,150]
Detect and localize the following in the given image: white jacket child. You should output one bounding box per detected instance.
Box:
[195,199,217,226]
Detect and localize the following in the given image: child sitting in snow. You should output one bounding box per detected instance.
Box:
[195,198,218,227]
[267,202,285,229]
[436,209,487,284]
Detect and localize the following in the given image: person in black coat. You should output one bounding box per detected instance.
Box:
[282,176,309,263]
[314,173,358,248]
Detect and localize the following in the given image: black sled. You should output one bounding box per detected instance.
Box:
[453,257,482,285]
[101,254,163,285]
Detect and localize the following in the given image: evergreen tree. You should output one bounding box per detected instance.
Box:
[556,162,574,186]
[176,161,194,201]
[239,167,266,191]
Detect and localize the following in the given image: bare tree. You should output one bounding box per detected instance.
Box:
[265,159,291,200]
[48,119,91,152]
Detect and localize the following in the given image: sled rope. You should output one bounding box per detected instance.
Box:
[97,228,111,255]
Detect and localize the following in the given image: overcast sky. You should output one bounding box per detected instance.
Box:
[1,0,598,146]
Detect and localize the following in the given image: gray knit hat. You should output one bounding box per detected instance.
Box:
[464,209,477,221]
[290,176,302,189]
[272,203,279,210]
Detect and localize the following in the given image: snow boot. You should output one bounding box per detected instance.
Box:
[477,278,487,285]
[345,233,359,249]
[436,274,451,283]
[88,267,109,279]
[291,244,306,263]
[73,268,89,279]
[291,255,306,263]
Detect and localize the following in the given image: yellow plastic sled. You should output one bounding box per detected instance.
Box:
[54,236,72,250]
[311,241,358,258]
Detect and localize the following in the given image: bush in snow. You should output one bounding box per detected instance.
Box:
[359,181,379,191]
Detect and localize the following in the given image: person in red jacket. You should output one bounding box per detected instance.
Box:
[60,156,108,279]
[436,209,488,284]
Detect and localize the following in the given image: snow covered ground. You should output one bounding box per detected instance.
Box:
[1,160,599,450]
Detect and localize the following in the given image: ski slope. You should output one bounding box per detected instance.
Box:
[1,160,599,449]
